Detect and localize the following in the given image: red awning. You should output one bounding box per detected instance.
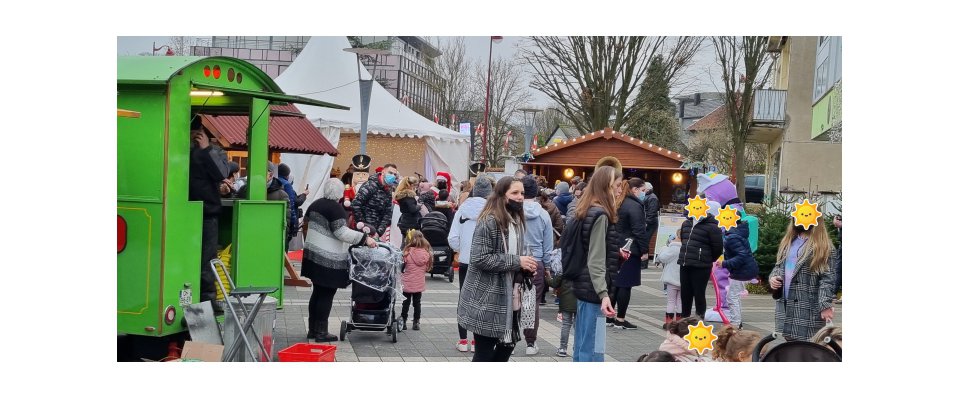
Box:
[200,104,338,156]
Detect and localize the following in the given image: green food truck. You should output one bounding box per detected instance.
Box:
[117,56,346,360]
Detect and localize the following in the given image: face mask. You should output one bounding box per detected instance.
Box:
[506,199,524,212]
[636,190,646,200]
[384,174,398,186]
[794,225,808,234]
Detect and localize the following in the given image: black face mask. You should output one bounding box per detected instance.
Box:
[506,199,524,213]
[794,225,808,234]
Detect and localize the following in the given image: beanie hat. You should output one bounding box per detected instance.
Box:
[556,181,570,195]
[697,172,742,210]
[522,175,538,199]
[471,173,494,199]
[277,163,291,179]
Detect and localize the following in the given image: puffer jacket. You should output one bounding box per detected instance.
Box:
[395,189,421,232]
[722,221,759,281]
[447,197,486,263]
[554,192,574,216]
[434,201,455,231]
[642,192,660,246]
[539,199,564,240]
[616,194,647,255]
[458,214,524,342]
[678,215,724,269]
[569,205,620,303]
[659,335,711,362]
[353,172,394,236]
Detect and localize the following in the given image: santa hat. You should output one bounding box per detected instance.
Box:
[436,171,452,183]
[375,166,384,174]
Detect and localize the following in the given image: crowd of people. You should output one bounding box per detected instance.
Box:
[263,150,842,361]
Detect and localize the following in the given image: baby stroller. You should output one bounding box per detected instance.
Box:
[751,332,842,362]
[420,211,455,282]
[340,242,404,343]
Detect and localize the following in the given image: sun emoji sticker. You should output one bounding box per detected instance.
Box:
[791,199,823,229]
[717,205,741,231]
[683,321,718,355]
[685,195,709,221]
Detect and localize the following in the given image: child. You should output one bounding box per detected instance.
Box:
[400,230,432,331]
[656,231,682,329]
[719,214,759,329]
[545,268,576,357]
[637,351,675,362]
[713,325,762,362]
[658,316,712,362]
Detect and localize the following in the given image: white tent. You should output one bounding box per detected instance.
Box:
[275,36,469,216]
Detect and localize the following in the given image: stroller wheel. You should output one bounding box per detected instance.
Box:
[448,272,454,283]
[391,321,399,343]
[340,321,348,341]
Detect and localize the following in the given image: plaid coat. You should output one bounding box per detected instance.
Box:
[458,215,524,342]
[769,248,837,341]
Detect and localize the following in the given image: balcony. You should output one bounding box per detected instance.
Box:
[747,89,786,144]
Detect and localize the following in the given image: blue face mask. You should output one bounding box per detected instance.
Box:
[384,173,398,186]
[636,190,645,200]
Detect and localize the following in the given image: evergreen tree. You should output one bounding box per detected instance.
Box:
[627,55,682,150]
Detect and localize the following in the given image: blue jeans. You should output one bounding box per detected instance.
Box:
[573,300,605,362]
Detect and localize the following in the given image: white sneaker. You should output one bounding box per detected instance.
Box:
[456,339,469,352]
[526,344,539,355]
[470,340,476,352]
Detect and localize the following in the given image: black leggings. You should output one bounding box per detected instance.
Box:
[610,286,632,319]
[458,263,469,340]
[401,292,422,321]
[472,333,515,362]
[308,286,338,323]
[680,267,712,318]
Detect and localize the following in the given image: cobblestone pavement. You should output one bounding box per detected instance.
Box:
[268,266,841,362]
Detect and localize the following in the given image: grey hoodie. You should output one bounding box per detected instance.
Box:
[447,196,487,263]
[522,200,554,263]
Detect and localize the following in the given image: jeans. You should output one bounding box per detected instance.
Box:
[559,311,575,350]
[573,300,605,362]
[472,333,515,362]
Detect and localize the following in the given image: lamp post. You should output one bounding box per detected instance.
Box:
[343,47,392,155]
[480,36,503,164]
[519,107,542,155]
[152,42,175,56]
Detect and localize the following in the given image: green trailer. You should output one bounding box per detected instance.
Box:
[117,56,346,355]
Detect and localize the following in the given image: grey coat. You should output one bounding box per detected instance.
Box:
[769,247,837,341]
[458,214,524,342]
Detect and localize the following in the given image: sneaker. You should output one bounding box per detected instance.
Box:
[470,340,476,352]
[555,348,568,357]
[614,320,638,330]
[526,344,539,355]
[606,317,615,327]
[554,297,560,305]
[456,339,469,352]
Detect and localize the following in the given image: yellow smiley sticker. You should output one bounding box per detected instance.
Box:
[717,205,741,231]
[685,195,709,221]
[791,199,823,229]
[683,321,718,355]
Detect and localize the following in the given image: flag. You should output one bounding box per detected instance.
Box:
[504,130,512,148]
[531,134,539,150]
[450,114,456,126]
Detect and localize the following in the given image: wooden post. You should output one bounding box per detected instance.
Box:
[283,252,311,287]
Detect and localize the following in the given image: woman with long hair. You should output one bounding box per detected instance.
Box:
[395,175,421,245]
[448,173,494,352]
[457,176,538,362]
[769,215,837,341]
[610,177,646,330]
[301,179,377,342]
[569,165,623,362]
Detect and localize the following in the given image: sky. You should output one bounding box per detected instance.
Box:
[117,36,725,108]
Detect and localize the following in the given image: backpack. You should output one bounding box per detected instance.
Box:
[560,217,587,280]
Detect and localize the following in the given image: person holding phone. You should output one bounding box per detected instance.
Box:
[188,124,229,310]
[457,176,537,362]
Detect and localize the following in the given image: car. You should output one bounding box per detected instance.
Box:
[744,174,765,204]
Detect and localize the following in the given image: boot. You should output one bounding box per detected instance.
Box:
[307,316,318,339]
[314,321,338,342]
[400,316,408,331]
[663,313,672,330]
[412,319,420,331]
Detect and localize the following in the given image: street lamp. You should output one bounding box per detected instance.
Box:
[480,36,503,164]
[152,42,175,56]
[519,107,542,154]
[343,47,392,155]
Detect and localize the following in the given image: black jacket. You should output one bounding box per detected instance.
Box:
[570,206,621,303]
[642,192,660,245]
[678,215,724,269]
[616,194,647,255]
[395,189,421,231]
[189,145,229,217]
[353,172,394,236]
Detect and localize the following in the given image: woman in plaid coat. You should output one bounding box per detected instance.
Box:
[769,215,837,341]
[457,177,539,362]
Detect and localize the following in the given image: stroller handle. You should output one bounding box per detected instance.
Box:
[752,332,779,362]
[349,239,397,264]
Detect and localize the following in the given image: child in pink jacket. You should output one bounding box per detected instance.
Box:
[401,230,433,331]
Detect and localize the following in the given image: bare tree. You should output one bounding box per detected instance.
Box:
[168,36,196,56]
[435,37,472,126]
[686,125,767,175]
[532,106,571,148]
[712,36,775,200]
[469,58,532,167]
[522,36,702,134]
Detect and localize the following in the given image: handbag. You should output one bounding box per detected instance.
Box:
[518,276,537,330]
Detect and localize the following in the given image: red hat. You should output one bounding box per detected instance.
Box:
[436,171,451,183]
[375,166,384,173]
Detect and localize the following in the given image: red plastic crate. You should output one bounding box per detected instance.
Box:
[278,343,337,362]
